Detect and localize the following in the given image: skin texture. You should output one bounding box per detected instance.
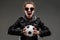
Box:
[24,4,34,19]
[22,27,40,36]
[23,4,40,36]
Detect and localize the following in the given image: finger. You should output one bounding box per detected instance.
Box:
[33,27,37,30]
[35,28,37,30]
[23,28,26,31]
[33,30,37,35]
[22,30,26,33]
[33,30,37,32]
[23,31,27,36]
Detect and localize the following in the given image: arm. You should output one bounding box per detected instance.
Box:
[8,18,23,36]
[38,18,51,37]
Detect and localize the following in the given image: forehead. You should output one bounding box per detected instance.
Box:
[25,4,34,8]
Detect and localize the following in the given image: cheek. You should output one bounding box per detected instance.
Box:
[24,10,27,13]
[25,11,27,13]
[31,11,34,15]
[32,11,34,13]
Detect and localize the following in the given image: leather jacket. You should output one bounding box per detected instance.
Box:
[8,15,51,40]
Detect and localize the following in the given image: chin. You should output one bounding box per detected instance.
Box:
[28,17,32,19]
[27,15,32,19]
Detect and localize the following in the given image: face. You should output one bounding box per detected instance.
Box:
[24,4,35,19]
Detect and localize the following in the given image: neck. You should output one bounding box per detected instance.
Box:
[25,16,32,21]
[24,15,36,21]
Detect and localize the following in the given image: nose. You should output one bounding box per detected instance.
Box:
[28,8,31,11]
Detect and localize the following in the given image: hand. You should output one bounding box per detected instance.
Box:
[22,27,27,36]
[33,28,40,35]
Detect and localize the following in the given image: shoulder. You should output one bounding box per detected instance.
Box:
[35,16,41,21]
[34,16,41,24]
[15,17,24,22]
[18,17,25,22]
[18,17,25,21]
[19,17,24,19]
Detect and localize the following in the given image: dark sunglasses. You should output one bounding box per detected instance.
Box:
[25,7,34,11]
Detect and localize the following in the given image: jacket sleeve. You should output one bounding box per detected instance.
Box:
[8,18,23,36]
[38,18,51,37]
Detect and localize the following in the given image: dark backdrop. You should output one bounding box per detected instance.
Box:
[0,0,60,40]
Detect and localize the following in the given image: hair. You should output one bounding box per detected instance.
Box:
[23,1,35,8]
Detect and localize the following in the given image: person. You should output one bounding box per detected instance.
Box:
[8,1,51,40]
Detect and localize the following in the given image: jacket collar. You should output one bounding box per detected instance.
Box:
[23,15,37,22]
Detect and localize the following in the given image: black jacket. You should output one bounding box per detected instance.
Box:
[8,16,51,40]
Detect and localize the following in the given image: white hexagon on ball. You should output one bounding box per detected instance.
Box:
[25,25,35,37]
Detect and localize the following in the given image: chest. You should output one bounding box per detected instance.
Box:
[19,18,40,28]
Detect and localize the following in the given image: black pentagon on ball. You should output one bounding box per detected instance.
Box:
[27,26,29,28]
[28,31,31,34]
[33,28,35,30]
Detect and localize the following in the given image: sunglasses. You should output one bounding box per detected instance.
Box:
[25,7,34,11]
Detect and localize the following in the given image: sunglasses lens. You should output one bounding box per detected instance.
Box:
[25,8,28,11]
[25,7,34,11]
[31,8,34,11]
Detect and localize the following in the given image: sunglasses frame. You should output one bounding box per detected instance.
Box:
[25,7,35,11]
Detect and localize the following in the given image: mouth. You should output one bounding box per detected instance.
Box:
[28,13,31,15]
[27,12,32,15]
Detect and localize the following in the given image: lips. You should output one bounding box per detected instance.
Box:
[28,13,31,15]
[27,12,32,15]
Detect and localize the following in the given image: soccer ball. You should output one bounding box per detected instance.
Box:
[25,25,35,37]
